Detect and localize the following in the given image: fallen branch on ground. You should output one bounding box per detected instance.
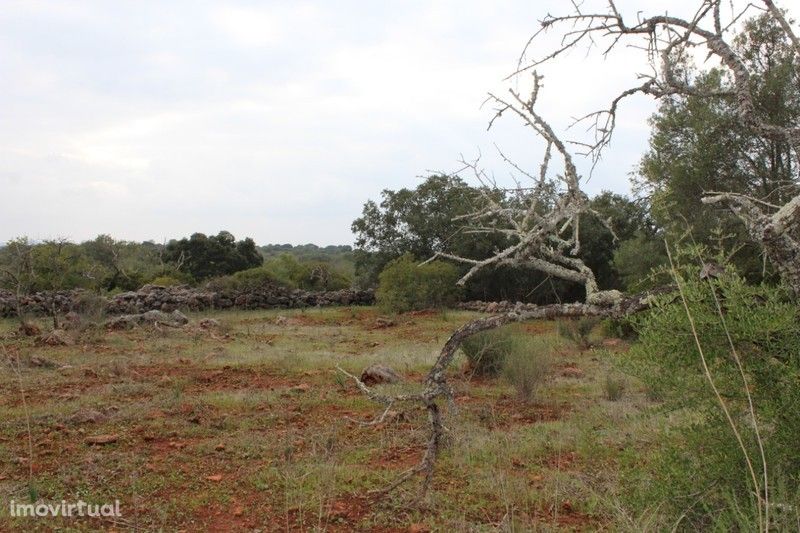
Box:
[340,286,675,497]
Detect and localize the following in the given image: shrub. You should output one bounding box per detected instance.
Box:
[259,254,352,291]
[619,266,800,530]
[141,267,194,288]
[376,254,461,313]
[600,317,637,340]
[603,374,626,401]
[206,266,282,293]
[557,317,599,349]
[148,275,184,287]
[462,328,520,377]
[503,339,552,402]
[461,327,553,391]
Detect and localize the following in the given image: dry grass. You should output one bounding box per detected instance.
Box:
[0,306,655,531]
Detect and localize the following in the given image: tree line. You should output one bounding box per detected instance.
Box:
[0,233,354,294]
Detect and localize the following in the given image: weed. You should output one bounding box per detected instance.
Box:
[503,341,552,402]
[557,317,599,350]
[461,327,521,377]
[603,374,626,401]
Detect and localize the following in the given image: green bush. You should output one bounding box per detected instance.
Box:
[462,328,520,377]
[206,266,282,292]
[260,254,351,291]
[503,339,552,402]
[620,267,800,530]
[600,317,637,340]
[557,317,599,349]
[375,254,461,313]
[148,275,184,287]
[462,328,552,399]
[603,374,626,401]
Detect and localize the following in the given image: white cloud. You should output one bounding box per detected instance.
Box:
[211,3,321,48]
[0,0,709,244]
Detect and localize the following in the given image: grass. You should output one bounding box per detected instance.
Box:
[0,306,662,531]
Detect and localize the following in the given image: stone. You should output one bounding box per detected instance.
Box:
[105,309,189,330]
[360,364,402,386]
[199,318,220,329]
[374,317,395,328]
[37,329,74,346]
[28,355,57,368]
[383,410,406,423]
[63,311,82,330]
[85,434,119,445]
[1,286,375,319]
[68,409,107,425]
[18,321,42,337]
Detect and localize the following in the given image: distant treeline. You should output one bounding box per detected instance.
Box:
[0,233,356,295]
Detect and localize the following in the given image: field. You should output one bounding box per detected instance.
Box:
[0,307,660,531]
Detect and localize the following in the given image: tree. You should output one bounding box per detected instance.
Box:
[636,13,800,280]
[163,231,263,281]
[342,0,800,501]
[577,191,654,291]
[353,176,647,302]
[352,174,500,287]
[0,238,36,323]
[0,237,98,327]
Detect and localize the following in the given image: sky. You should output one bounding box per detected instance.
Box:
[0,0,704,245]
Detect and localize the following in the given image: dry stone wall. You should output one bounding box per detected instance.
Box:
[0,284,374,318]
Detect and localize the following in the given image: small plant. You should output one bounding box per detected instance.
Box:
[148,275,184,287]
[600,317,637,340]
[618,254,800,529]
[557,317,599,349]
[503,342,551,402]
[333,372,347,391]
[462,328,553,398]
[461,327,520,376]
[603,374,626,401]
[171,380,186,402]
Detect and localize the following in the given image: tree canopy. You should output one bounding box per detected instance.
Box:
[163,231,263,281]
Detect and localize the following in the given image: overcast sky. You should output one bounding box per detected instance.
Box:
[1,0,704,245]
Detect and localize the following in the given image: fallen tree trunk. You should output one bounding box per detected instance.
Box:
[343,286,676,496]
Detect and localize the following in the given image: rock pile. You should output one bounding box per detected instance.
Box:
[106,285,216,314]
[0,290,81,317]
[105,310,190,330]
[456,300,529,313]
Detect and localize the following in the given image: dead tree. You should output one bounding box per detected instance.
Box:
[344,0,800,496]
[517,0,800,296]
